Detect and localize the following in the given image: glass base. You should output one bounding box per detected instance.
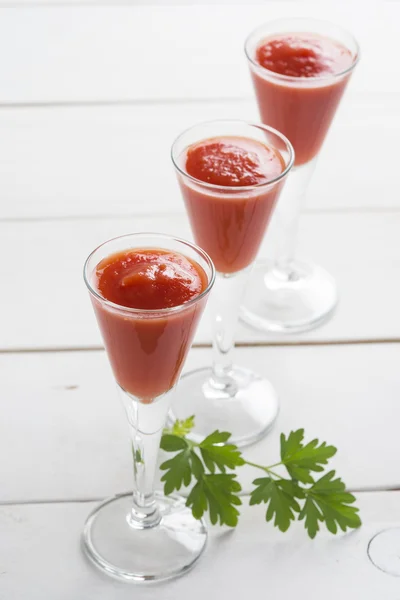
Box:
[368,528,400,577]
[169,365,279,447]
[241,259,338,333]
[82,492,207,582]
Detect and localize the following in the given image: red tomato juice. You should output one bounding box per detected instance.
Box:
[251,33,355,165]
[91,248,208,402]
[178,135,285,274]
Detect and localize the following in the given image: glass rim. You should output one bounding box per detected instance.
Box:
[171,119,295,192]
[83,231,216,316]
[244,17,360,84]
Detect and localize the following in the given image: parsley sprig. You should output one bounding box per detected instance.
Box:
[160,417,361,538]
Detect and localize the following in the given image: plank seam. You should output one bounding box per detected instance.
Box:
[233,339,400,347]
[0,96,250,109]
[1,205,400,224]
[1,486,399,507]
[1,338,400,355]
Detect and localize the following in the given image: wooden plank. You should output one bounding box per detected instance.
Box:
[0,91,397,219]
[2,211,400,351]
[1,345,399,503]
[0,3,392,104]
[0,491,399,598]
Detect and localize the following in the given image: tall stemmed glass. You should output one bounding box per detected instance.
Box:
[82,233,215,582]
[243,18,359,332]
[170,120,294,446]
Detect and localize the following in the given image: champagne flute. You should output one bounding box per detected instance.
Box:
[82,232,215,582]
[170,120,294,446]
[243,18,359,332]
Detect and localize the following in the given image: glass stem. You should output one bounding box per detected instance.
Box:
[119,387,171,529]
[273,158,317,276]
[208,269,250,394]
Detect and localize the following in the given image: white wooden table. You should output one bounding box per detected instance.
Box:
[1,3,399,597]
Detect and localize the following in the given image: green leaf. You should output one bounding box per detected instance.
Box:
[160,447,193,494]
[199,430,245,473]
[186,474,242,527]
[159,421,360,539]
[250,477,304,532]
[299,496,324,539]
[191,450,206,480]
[131,444,143,464]
[159,431,205,494]
[299,471,362,538]
[200,430,232,445]
[160,434,189,452]
[134,449,143,464]
[186,479,208,520]
[167,416,196,437]
[280,429,337,484]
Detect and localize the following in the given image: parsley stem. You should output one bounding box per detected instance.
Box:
[243,459,267,470]
[243,459,283,479]
[264,461,283,469]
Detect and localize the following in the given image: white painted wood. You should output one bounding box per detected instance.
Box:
[0,492,399,598]
[0,5,397,591]
[0,91,397,219]
[0,3,391,104]
[1,211,400,351]
[1,344,399,503]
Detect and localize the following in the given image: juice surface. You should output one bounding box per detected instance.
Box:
[185,136,284,187]
[256,33,352,78]
[180,136,285,274]
[96,248,207,310]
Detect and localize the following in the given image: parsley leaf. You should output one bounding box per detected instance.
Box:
[159,436,200,494]
[250,477,304,532]
[199,430,245,473]
[187,474,242,526]
[160,448,193,494]
[160,434,188,452]
[160,429,243,526]
[280,429,337,484]
[166,415,195,437]
[159,420,361,538]
[299,471,362,538]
